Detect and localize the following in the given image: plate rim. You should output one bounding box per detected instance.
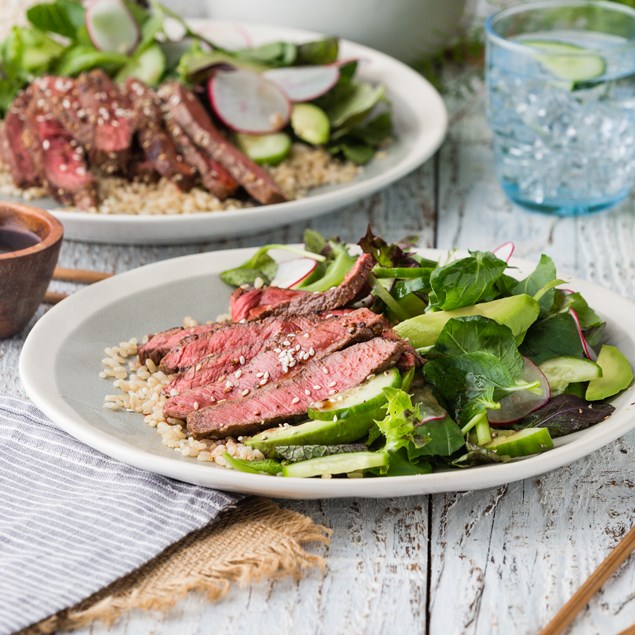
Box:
[19,247,635,499]
[10,19,448,244]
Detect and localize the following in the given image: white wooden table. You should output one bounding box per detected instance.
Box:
[2,2,635,633]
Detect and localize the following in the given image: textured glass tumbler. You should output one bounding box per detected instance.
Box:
[485,1,635,216]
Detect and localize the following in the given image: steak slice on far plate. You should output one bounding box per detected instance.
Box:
[159,82,286,205]
[163,308,387,419]
[187,337,403,438]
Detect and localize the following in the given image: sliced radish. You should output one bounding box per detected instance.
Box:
[488,357,550,425]
[86,0,139,54]
[570,308,597,360]
[420,414,447,425]
[271,258,318,289]
[208,69,291,134]
[263,66,339,102]
[492,241,515,263]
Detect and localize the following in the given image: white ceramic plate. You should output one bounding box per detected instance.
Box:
[2,20,447,245]
[19,247,635,498]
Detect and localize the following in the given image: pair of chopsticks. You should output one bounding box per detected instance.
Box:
[539,524,635,635]
[43,267,112,304]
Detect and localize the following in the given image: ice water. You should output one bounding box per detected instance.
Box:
[487,30,635,215]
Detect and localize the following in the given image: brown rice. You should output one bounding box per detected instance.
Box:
[0,143,359,216]
[101,319,264,467]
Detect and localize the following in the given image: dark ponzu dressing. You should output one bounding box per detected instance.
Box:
[0,228,40,254]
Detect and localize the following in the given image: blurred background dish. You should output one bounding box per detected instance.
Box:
[204,0,468,62]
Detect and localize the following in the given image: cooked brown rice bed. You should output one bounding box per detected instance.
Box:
[0,144,359,215]
[101,320,264,467]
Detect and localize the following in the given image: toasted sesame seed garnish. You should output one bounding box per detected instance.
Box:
[282,340,291,347]
[218,376,226,383]
[288,333,295,339]
[256,372,264,378]
[313,385,322,390]
[291,396,300,404]
[329,389,336,395]
[303,333,310,338]
[322,367,329,374]
[225,380,234,389]
[241,389,250,396]
[309,348,315,356]
[193,401,199,410]
[234,370,242,379]
[328,381,337,388]
[304,389,311,396]
[239,356,245,365]
[274,348,282,354]
[259,378,268,386]
[295,344,301,351]
[42,140,50,150]
[366,374,375,381]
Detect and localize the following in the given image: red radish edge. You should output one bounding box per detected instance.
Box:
[208,69,291,134]
[420,414,446,425]
[263,64,340,102]
[492,241,515,263]
[85,0,139,54]
[569,308,596,360]
[488,357,551,425]
[271,258,318,289]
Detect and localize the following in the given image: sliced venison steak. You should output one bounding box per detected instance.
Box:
[164,115,238,200]
[247,253,375,320]
[186,338,403,438]
[163,309,387,419]
[159,82,286,205]
[138,323,222,365]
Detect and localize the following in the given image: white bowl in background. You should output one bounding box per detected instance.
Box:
[204,0,468,62]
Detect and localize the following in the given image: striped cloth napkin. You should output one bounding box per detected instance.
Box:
[0,397,240,635]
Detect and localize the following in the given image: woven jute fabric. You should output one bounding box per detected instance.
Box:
[19,498,331,634]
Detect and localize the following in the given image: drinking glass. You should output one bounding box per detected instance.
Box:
[485,1,635,216]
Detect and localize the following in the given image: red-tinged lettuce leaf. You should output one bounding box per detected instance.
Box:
[358,225,420,268]
[510,394,614,438]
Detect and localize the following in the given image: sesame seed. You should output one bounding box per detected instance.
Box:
[328,381,337,387]
[295,344,301,351]
[303,333,310,338]
[259,378,268,386]
[283,340,291,347]
[225,381,234,389]
[274,348,282,354]
[291,396,300,404]
[239,356,245,365]
[288,333,295,339]
[193,401,199,410]
[256,372,264,378]
[241,389,250,396]
[42,140,50,150]
[304,389,311,396]
[313,385,322,390]
[322,367,329,374]
[329,389,336,395]
[309,348,315,356]
[234,370,242,379]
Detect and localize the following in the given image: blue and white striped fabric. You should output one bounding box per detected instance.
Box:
[0,397,240,635]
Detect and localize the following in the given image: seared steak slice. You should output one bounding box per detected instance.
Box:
[32,114,97,209]
[138,323,221,365]
[126,78,195,191]
[159,316,287,372]
[164,116,238,199]
[230,286,307,322]
[163,309,386,419]
[75,70,135,173]
[248,254,375,320]
[2,92,42,188]
[187,338,403,438]
[158,82,286,205]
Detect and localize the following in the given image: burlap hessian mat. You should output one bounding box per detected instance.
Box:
[19,498,331,634]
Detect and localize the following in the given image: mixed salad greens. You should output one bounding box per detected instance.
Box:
[220,228,632,478]
[0,0,392,165]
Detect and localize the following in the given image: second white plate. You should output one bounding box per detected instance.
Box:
[3,20,447,245]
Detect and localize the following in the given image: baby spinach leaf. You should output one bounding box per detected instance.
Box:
[519,312,586,365]
[219,249,277,287]
[303,228,327,256]
[554,290,604,329]
[296,37,339,65]
[513,254,557,315]
[326,81,385,129]
[430,316,524,378]
[510,394,615,437]
[428,250,507,311]
[384,448,433,475]
[412,418,465,456]
[26,1,84,39]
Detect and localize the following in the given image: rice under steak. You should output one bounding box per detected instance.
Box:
[101,320,264,467]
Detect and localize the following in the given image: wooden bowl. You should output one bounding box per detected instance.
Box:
[0,203,63,338]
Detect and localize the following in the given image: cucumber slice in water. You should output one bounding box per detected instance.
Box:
[539,356,602,395]
[522,39,605,83]
[282,451,388,478]
[484,427,554,458]
[235,132,292,165]
[307,368,401,421]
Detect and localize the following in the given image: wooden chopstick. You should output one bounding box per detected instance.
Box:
[539,525,635,635]
[43,291,68,305]
[53,267,112,284]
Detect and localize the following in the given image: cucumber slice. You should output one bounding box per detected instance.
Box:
[115,44,166,86]
[586,345,633,401]
[308,368,401,421]
[484,427,554,458]
[539,356,602,395]
[282,451,388,478]
[291,103,330,145]
[246,412,376,450]
[522,39,605,83]
[235,132,292,165]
